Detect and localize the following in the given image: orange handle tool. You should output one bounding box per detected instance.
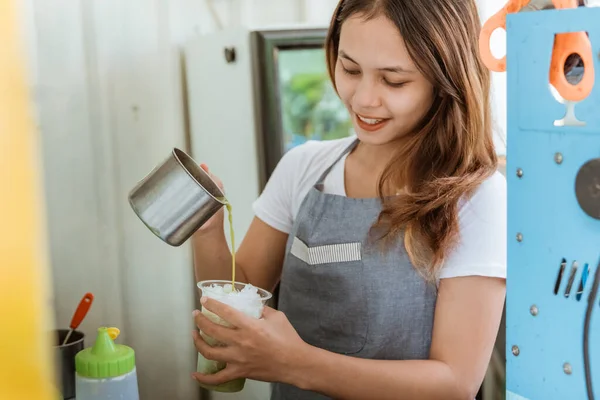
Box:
[62,292,94,345]
[69,292,94,329]
[479,0,531,72]
[480,0,594,102]
[549,0,595,102]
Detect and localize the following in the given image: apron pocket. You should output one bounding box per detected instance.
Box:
[289,237,368,355]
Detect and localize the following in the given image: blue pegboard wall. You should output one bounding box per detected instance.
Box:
[506,6,600,400]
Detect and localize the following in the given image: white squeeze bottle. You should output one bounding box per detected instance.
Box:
[75,327,140,400]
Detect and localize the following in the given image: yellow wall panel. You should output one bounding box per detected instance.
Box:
[0,0,56,399]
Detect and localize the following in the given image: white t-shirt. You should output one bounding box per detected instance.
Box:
[252,136,507,280]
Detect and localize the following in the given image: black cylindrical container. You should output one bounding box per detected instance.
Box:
[54,329,85,399]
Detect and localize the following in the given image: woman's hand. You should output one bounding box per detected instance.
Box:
[191,297,311,386]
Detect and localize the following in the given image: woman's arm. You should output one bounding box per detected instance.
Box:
[290,276,506,400]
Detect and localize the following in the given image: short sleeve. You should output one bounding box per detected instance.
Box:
[439,172,507,280]
[252,147,302,234]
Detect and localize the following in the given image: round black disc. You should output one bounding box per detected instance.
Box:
[575,158,600,220]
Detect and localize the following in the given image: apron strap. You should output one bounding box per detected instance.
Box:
[315,138,359,189]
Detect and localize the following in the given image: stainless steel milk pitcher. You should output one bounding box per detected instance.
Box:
[128,148,226,246]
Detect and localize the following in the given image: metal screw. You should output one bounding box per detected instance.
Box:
[563,363,572,375]
[512,345,520,356]
[555,152,564,164]
[517,168,524,178]
[530,305,538,316]
[516,233,523,242]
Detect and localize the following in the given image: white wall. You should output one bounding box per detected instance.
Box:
[22,1,203,399]
[20,1,337,399]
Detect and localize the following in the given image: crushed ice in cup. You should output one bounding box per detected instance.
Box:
[201,283,265,319]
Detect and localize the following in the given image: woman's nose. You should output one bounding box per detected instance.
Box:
[353,79,382,109]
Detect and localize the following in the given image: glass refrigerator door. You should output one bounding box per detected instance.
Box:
[252,29,354,184]
[276,47,353,152]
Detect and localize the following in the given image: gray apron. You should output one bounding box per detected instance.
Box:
[271,139,438,400]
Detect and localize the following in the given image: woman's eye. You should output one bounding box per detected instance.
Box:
[385,80,407,88]
[342,67,360,76]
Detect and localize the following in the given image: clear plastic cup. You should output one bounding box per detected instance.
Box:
[196,280,272,393]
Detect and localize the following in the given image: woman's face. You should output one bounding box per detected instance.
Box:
[334,14,435,146]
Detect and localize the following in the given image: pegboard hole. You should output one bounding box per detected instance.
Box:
[554,258,567,295]
[563,53,585,86]
[576,263,590,301]
[551,32,588,127]
[564,261,579,298]
[552,31,588,87]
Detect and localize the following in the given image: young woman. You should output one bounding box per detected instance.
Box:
[191,0,506,399]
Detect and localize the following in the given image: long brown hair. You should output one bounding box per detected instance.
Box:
[325,0,497,281]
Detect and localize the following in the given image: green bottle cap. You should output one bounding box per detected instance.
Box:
[75,327,135,378]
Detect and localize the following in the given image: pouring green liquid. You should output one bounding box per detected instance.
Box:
[217,197,236,289]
